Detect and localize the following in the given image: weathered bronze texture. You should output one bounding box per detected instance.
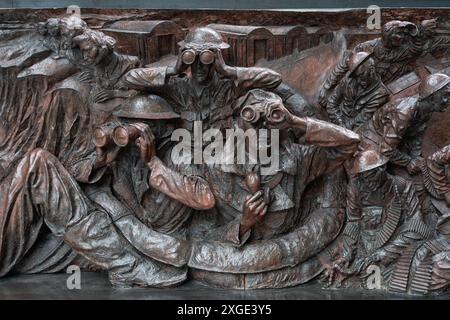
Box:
[0,7,449,295]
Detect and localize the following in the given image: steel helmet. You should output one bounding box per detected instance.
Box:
[178,27,230,51]
[352,149,389,174]
[113,94,180,120]
[419,73,450,100]
[348,51,374,77]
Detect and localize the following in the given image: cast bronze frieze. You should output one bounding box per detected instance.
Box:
[0,8,449,295]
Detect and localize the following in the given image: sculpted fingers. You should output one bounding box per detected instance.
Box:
[248,197,264,212]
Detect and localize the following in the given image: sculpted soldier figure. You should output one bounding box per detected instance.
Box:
[354,20,433,83]
[186,89,360,289]
[0,112,215,286]
[397,145,450,294]
[325,51,389,130]
[1,11,450,296]
[37,18,64,57]
[38,16,87,59]
[381,145,450,294]
[425,144,450,206]
[95,94,215,238]
[320,19,450,106]
[0,18,215,287]
[323,150,431,288]
[121,27,282,134]
[71,29,140,103]
[356,73,450,176]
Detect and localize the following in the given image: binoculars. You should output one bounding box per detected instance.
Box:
[93,124,146,148]
[240,103,286,124]
[181,49,215,65]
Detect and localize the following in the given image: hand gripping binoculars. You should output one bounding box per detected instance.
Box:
[240,103,286,124]
[181,49,215,65]
[93,123,149,148]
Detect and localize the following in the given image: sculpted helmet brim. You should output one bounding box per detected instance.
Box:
[114,94,180,120]
[419,73,450,100]
[348,52,374,78]
[178,40,230,50]
[352,150,389,174]
[178,27,230,50]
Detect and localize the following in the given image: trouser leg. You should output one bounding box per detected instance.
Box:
[2,148,186,287]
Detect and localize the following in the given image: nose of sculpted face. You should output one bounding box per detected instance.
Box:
[192,57,213,84]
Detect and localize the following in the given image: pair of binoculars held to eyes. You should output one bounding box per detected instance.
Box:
[181,49,215,65]
[240,103,286,124]
[93,123,147,148]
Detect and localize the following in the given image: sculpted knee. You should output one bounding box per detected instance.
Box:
[27,148,61,168]
[29,148,54,161]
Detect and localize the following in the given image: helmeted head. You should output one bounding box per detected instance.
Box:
[418,73,450,112]
[72,29,116,65]
[178,27,229,84]
[236,89,286,130]
[352,150,389,188]
[60,16,87,39]
[348,51,377,87]
[381,20,418,48]
[43,18,61,37]
[114,94,180,121]
[114,94,180,140]
[179,27,230,51]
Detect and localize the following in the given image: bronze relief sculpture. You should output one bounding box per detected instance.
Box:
[0,7,449,296]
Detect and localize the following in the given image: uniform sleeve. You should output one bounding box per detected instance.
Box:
[66,152,107,184]
[120,67,168,91]
[235,67,282,92]
[147,156,215,210]
[389,149,413,167]
[301,117,360,185]
[389,122,426,167]
[351,86,389,130]
[318,50,351,108]
[326,80,345,125]
[427,144,450,197]
[427,34,450,54]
